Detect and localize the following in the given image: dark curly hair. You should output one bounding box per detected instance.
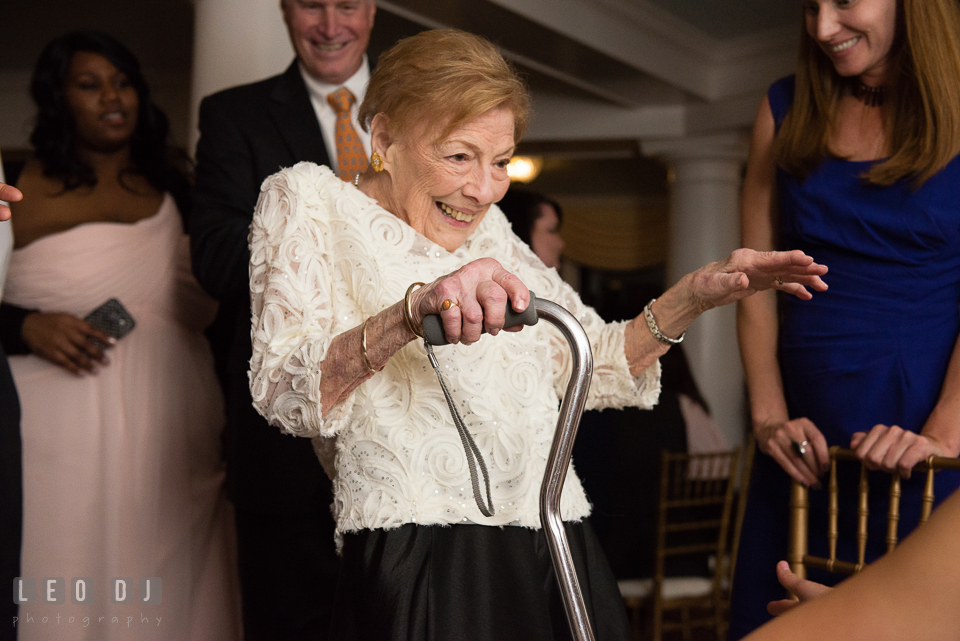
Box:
[29,30,191,221]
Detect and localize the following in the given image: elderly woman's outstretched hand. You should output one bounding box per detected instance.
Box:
[690,249,828,309]
[410,257,530,345]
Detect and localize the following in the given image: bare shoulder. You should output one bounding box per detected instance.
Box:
[10,159,74,247]
[11,159,166,248]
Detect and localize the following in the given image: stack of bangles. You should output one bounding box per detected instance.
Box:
[360,281,428,374]
[403,282,425,339]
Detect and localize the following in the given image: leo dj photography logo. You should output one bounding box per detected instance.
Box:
[13,577,161,606]
[13,577,163,630]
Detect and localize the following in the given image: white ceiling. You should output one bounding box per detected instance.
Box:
[379,0,800,141]
[0,0,801,149]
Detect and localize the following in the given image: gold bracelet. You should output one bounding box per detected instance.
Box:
[360,317,381,374]
[404,282,426,339]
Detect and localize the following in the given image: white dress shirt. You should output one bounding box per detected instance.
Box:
[299,56,372,167]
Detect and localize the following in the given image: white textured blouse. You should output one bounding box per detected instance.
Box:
[249,162,661,535]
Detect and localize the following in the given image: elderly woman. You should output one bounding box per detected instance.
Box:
[733,0,960,636]
[249,29,827,641]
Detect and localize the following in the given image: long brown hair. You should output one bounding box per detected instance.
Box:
[775,0,960,188]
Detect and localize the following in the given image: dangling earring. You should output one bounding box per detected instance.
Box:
[370,152,384,172]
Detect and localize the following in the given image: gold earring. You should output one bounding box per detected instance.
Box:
[370,152,384,172]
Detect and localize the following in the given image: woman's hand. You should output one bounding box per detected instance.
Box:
[410,257,529,345]
[21,312,114,375]
[690,248,828,311]
[850,426,947,479]
[756,417,830,487]
[0,182,23,221]
[767,561,832,616]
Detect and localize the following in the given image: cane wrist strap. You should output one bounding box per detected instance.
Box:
[424,339,495,517]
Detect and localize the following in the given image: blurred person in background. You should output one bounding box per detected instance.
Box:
[497,187,565,269]
[1,31,239,641]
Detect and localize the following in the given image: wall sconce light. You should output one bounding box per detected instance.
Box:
[507,156,543,183]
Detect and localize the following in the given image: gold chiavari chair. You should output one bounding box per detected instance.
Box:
[620,444,752,641]
[788,446,960,583]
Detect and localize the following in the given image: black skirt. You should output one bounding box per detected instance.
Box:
[329,520,631,641]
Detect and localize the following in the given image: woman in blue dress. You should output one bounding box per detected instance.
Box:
[731,0,960,637]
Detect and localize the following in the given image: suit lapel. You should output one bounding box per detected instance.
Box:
[268,62,331,167]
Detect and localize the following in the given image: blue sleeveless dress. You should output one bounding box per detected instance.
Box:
[729,76,960,639]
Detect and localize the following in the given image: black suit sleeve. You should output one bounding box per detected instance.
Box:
[190,95,262,301]
[0,303,35,356]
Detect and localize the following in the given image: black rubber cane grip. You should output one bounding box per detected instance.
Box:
[422,291,539,346]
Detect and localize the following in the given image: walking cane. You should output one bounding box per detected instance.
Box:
[424,292,598,641]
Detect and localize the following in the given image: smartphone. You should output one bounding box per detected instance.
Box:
[84,298,136,349]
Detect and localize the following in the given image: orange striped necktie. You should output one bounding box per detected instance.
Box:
[327,87,368,182]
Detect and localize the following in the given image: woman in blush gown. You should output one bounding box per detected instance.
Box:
[2,32,239,640]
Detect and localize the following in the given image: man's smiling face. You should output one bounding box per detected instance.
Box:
[282,0,375,85]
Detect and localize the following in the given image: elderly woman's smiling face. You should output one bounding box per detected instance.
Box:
[379,107,515,252]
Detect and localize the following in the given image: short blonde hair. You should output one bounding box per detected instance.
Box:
[359,29,530,144]
[777,0,960,188]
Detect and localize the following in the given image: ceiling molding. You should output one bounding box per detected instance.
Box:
[521,86,763,143]
[641,131,750,163]
[486,0,795,100]
[375,0,790,144]
[377,0,643,107]
[684,92,764,136]
[525,92,684,141]
[487,0,710,96]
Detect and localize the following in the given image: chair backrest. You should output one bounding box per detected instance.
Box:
[655,448,742,603]
[788,446,960,581]
[619,443,753,641]
[727,434,755,597]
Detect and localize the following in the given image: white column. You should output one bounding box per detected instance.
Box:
[188,0,294,151]
[643,132,750,447]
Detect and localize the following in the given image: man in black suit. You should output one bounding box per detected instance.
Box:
[190,1,375,638]
[0,339,19,641]
[1,179,24,641]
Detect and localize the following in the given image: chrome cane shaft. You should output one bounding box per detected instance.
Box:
[534,298,596,641]
[422,293,597,641]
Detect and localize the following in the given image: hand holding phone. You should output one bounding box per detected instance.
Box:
[84,298,136,350]
[21,302,132,375]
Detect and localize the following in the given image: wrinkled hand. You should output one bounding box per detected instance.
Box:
[0,182,23,221]
[767,561,832,616]
[21,312,114,375]
[756,417,830,487]
[851,425,946,479]
[691,249,828,310]
[411,257,530,345]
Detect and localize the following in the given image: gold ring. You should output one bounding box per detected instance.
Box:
[441,299,458,311]
[775,276,783,286]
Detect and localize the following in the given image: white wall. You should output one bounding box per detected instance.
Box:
[188,0,295,150]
